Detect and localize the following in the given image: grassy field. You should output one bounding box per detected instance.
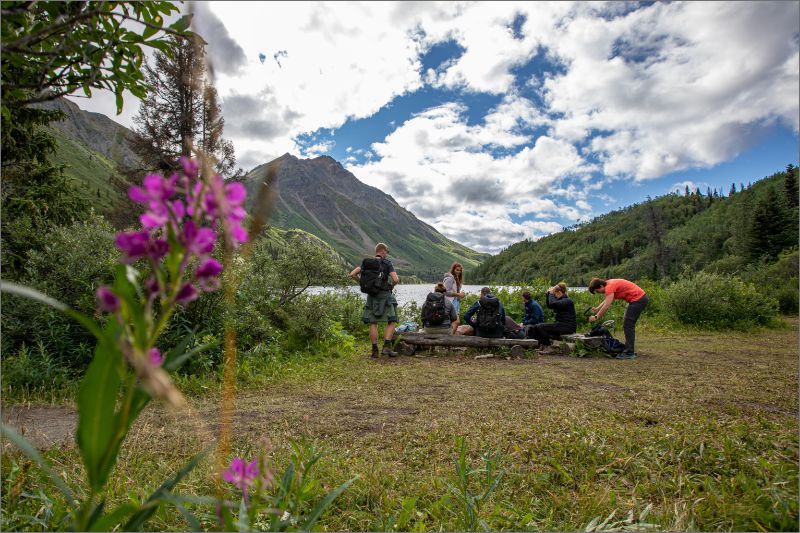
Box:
[2,321,798,531]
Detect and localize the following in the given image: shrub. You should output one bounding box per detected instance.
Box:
[1,214,118,371]
[663,271,778,329]
[740,249,798,315]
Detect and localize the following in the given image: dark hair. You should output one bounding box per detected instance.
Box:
[588,278,607,294]
[522,291,531,300]
[480,286,491,297]
[434,282,446,293]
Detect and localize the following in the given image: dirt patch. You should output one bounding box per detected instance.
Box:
[2,405,77,449]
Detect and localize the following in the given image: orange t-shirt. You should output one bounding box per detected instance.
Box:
[604,279,646,303]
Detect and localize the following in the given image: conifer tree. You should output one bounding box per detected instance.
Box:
[132,36,240,177]
[784,163,798,207]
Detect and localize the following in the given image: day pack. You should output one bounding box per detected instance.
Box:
[476,295,502,333]
[421,292,448,326]
[587,324,625,355]
[359,257,393,295]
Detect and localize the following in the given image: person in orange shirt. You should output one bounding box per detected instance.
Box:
[587,278,649,359]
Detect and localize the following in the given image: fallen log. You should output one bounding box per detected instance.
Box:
[393,332,539,349]
[560,334,604,349]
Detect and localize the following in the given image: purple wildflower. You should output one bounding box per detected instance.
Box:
[96,286,120,313]
[175,283,198,305]
[222,458,259,494]
[204,175,249,247]
[181,220,216,257]
[115,231,150,263]
[149,347,164,366]
[195,258,223,292]
[129,174,177,230]
[180,157,200,179]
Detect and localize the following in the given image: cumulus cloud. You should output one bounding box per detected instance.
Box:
[191,3,247,75]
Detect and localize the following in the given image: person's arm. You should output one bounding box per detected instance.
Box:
[464,301,478,324]
[443,276,457,297]
[390,271,400,286]
[590,293,615,322]
[349,266,361,281]
[534,302,544,324]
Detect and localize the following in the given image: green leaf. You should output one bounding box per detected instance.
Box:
[141,23,158,40]
[165,338,221,372]
[168,14,193,32]
[87,503,138,532]
[77,322,125,492]
[0,424,78,509]
[112,265,147,349]
[115,90,124,114]
[298,478,355,530]
[237,498,249,532]
[123,449,210,531]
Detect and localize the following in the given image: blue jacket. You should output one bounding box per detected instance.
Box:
[522,299,544,326]
[464,294,506,337]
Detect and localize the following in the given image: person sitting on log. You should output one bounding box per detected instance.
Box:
[420,282,459,335]
[527,282,576,346]
[463,287,506,338]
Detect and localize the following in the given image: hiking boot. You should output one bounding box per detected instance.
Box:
[371,345,379,358]
[615,351,636,360]
[381,346,398,357]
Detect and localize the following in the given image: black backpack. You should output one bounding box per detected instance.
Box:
[587,324,625,355]
[476,295,502,332]
[359,257,393,295]
[421,292,448,326]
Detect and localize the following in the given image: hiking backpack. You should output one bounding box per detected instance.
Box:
[476,295,502,333]
[421,292,448,326]
[359,257,393,295]
[587,323,625,355]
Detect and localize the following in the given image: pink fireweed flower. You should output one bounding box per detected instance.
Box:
[195,258,222,292]
[181,220,216,257]
[222,458,259,495]
[203,175,249,247]
[96,286,120,313]
[180,157,200,179]
[175,283,198,305]
[129,173,178,230]
[115,232,169,263]
[149,347,164,366]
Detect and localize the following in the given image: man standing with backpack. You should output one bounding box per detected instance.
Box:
[463,287,506,338]
[350,243,400,358]
[420,283,459,335]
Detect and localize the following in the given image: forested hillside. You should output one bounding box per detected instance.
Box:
[472,166,799,286]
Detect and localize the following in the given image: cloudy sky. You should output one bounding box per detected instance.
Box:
[72,1,799,254]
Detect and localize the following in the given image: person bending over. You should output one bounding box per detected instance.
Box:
[588,278,648,360]
[527,283,576,346]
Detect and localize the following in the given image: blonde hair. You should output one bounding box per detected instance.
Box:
[554,282,568,294]
[375,242,388,254]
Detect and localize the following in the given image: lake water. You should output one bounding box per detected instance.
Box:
[308,285,520,307]
[308,284,588,307]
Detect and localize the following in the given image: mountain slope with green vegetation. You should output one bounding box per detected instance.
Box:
[472,166,799,288]
[244,154,489,281]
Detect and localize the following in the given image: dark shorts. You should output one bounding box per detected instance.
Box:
[361,291,398,324]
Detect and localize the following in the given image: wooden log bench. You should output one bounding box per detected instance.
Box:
[392,332,538,357]
[560,334,605,349]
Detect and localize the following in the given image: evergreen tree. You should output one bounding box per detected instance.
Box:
[730,182,736,196]
[784,163,798,207]
[745,187,796,261]
[132,36,240,177]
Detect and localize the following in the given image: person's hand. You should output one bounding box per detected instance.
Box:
[588,315,597,323]
[591,306,599,313]
[458,291,465,298]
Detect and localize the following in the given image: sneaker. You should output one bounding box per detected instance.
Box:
[615,351,636,360]
[381,346,398,357]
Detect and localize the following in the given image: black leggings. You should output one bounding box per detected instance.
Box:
[623,295,649,353]
[528,322,575,346]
